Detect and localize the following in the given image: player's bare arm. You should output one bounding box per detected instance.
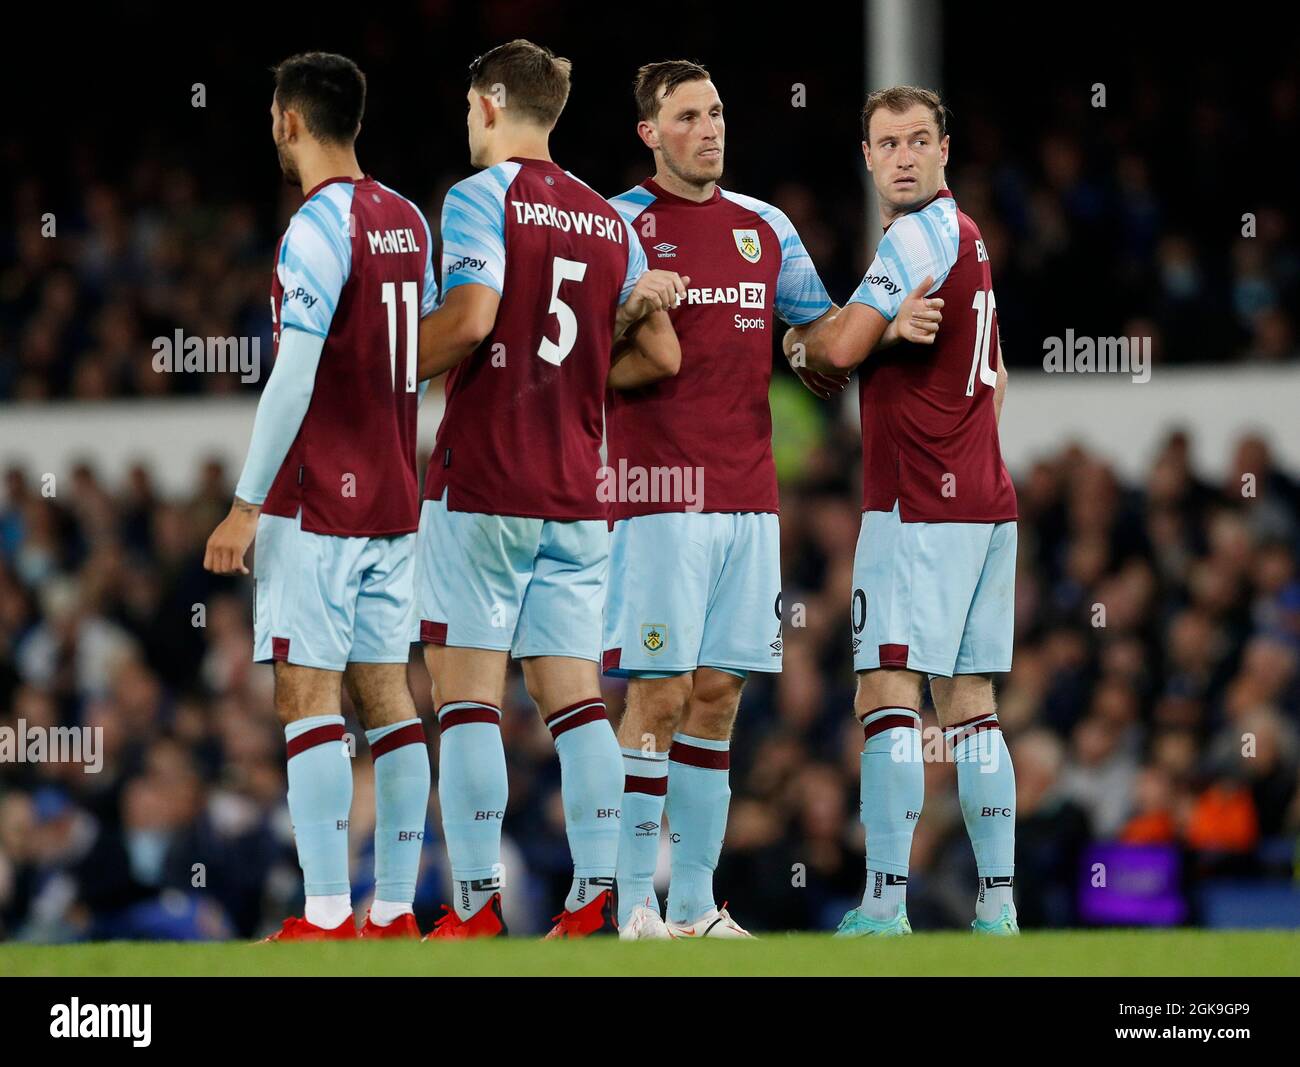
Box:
[416,283,501,381]
[783,305,851,399]
[608,309,681,390]
[614,269,688,339]
[789,276,944,372]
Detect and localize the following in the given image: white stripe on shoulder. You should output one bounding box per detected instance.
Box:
[609,185,657,225]
[720,188,798,247]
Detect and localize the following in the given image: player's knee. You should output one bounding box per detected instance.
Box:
[685,671,744,739]
[622,674,691,747]
[854,668,923,720]
[352,691,417,731]
[936,674,995,725]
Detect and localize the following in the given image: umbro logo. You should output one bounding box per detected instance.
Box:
[636,821,658,832]
[652,242,677,257]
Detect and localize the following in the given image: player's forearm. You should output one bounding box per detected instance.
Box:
[796,312,867,373]
[416,312,485,380]
[417,285,499,381]
[233,327,324,506]
[609,311,680,390]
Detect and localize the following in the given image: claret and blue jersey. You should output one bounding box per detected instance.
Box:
[262,175,438,537]
[425,156,646,521]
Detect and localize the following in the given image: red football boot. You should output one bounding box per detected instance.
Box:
[261,915,358,942]
[424,893,508,940]
[358,911,421,939]
[544,889,617,939]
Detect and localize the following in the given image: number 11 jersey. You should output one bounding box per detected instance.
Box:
[425,156,646,520]
[263,176,436,536]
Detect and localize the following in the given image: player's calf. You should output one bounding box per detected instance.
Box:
[933,675,1018,932]
[276,664,355,931]
[848,668,925,928]
[665,668,744,927]
[525,656,623,928]
[614,673,691,926]
[345,662,431,931]
[426,646,511,924]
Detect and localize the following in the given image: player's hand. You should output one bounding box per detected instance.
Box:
[203,502,259,576]
[791,363,851,399]
[895,276,943,344]
[625,270,689,320]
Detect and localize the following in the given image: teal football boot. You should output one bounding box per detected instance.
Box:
[833,905,913,937]
[971,905,1020,935]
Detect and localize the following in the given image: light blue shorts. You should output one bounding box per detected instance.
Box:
[252,512,415,671]
[602,512,782,677]
[851,503,1016,677]
[415,493,608,661]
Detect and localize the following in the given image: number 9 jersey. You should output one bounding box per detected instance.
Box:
[424,157,646,520]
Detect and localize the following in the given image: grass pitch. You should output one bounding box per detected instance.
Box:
[1,930,1296,977]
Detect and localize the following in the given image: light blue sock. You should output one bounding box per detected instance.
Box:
[437,702,508,919]
[366,718,430,907]
[859,708,924,920]
[947,713,1016,922]
[616,746,668,925]
[665,733,730,925]
[284,714,353,898]
[545,700,622,912]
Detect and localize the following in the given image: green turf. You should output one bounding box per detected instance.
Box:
[1,931,1296,977]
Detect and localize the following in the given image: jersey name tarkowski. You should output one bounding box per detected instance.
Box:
[426,157,645,520]
[605,180,832,518]
[263,176,436,536]
[848,188,1017,524]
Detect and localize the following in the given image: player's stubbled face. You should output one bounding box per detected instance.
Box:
[656,79,725,186]
[271,100,299,185]
[865,104,948,215]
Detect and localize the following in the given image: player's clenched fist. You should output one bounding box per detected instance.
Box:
[626,269,689,318]
[203,502,259,576]
[895,275,944,344]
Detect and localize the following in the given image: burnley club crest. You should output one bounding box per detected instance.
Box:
[733,228,762,263]
[641,624,667,656]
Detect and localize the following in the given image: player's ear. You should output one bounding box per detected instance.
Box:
[938,134,949,167]
[636,120,659,151]
[479,93,498,130]
[861,141,872,172]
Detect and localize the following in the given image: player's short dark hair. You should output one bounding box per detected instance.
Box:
[634,60,712,122]
[468,39,572,128]
[861,85,948,141]
[273,52,366,145]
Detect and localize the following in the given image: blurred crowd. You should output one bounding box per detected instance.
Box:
[2,41,1299,400]
[1,419,1298,939]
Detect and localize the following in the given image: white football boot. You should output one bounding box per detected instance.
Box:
[666,904,754,939]
[619,901,671,941]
